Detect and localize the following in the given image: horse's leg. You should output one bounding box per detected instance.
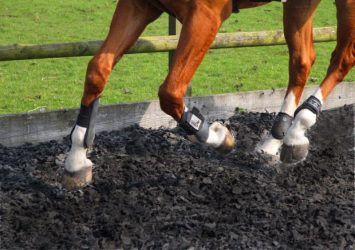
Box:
[281,0,355,163]
[158,1,235,153]
[257,0,320,157]
[63,0,162,189]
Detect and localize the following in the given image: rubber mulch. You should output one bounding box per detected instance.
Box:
[0,105,354,249]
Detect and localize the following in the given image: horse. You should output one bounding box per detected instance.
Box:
[62,0,355,189]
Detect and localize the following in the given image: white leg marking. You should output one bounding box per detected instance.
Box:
[65,125,93,172]
[205,122,230,148]
[280,91,297,116]
[284,109,316,146]
[256,136,283,156]
[312,87,324,105]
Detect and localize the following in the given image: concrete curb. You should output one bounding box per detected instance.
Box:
[1,82,353,147]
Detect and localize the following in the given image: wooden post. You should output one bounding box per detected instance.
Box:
[168,16,192,96]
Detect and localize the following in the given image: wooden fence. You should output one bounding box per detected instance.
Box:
[0,27,336,61]
[1,24,351,147]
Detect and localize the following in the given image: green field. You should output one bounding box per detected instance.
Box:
[0,1,353,114]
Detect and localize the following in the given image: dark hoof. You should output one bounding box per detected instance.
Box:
[62,166,92,190]
[280,144,309,164]
[216,130,235,154]
[255,150,280,166]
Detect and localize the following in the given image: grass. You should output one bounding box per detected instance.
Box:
[0,1,353,114]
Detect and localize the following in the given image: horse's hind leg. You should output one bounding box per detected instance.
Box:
[158,1,235,153]
[257,0,320,158]
[63,0,162,189]
[311,0,355,100]
[281,0,355,163]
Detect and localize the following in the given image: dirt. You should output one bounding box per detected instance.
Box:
[0,105,354,249]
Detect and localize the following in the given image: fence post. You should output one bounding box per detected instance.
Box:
[168,16,192,96]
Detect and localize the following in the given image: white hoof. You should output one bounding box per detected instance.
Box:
[206,122,233,148]
[256,136,283,156]
[207,122,236,153]
[187,122,235,153]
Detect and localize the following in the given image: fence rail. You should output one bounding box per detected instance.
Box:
[0,27,336,61]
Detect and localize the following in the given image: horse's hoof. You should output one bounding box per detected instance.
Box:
[255,136,283,157]
[215,130,235,154]
[280,143,309,164]
[62,166,93,190]
[255,150,280,165]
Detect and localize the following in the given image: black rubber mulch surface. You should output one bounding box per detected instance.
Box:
[0,105,354,249]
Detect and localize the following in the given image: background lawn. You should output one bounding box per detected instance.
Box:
[0,0,353,114]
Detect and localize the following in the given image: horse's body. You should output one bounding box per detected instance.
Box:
[63,0,354,189]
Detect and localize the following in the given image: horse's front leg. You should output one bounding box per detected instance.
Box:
[63,0,162,189]
[256,0,320,158]
[281,0,355,163]
[159,1,235,153]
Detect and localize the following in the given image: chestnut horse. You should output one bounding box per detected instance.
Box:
[63,0,354,189]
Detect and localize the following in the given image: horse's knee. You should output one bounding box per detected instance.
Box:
[294,52,315,74]
[290,52,316,84]
[86,58,111,93]
[309,48,316,67]
[83,57,112,103]
[158,84,184,121]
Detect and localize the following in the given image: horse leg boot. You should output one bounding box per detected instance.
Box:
[281,0,355,163]
[256,0,319,157]
[63,0,162,189]
[158,1,235,153]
